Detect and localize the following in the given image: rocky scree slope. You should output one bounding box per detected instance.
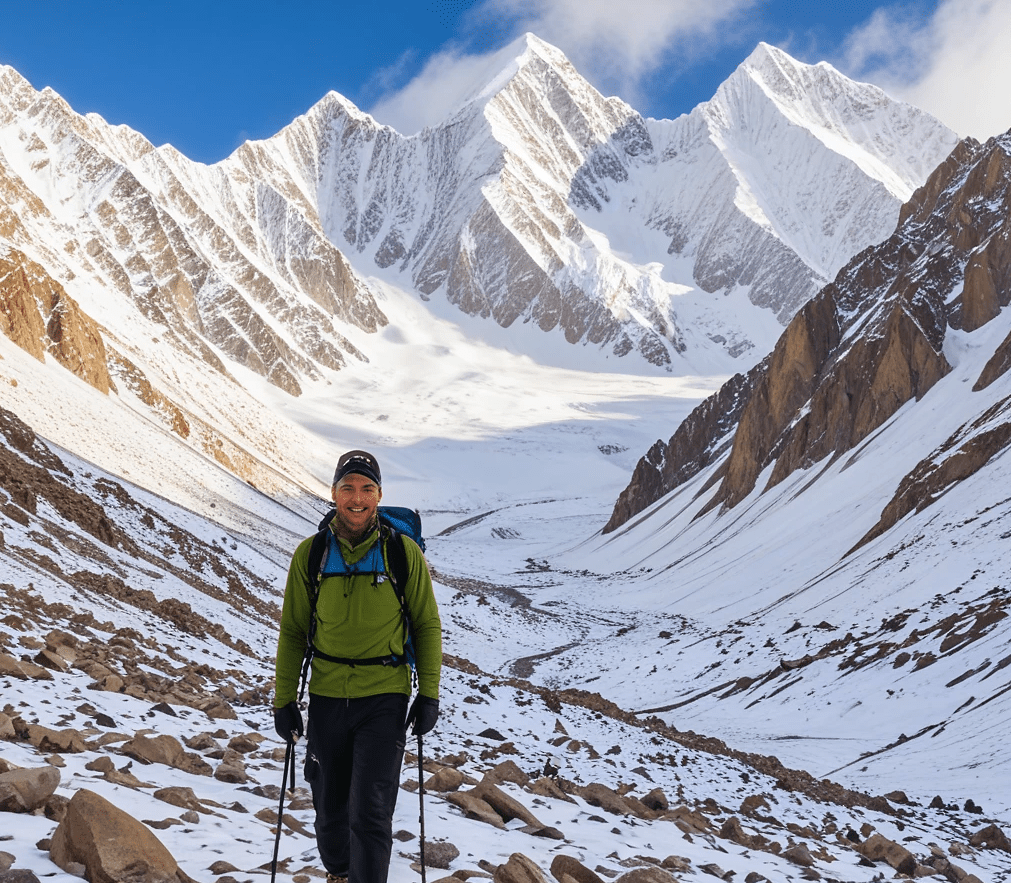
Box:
[0,402,281,664]
[1,394,1009,882]
[606,129,1011,533]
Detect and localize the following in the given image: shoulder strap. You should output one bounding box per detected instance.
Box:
[383,525,410,604]
[298,521,331,699]
[382,525,418,685]
[307,527,329,597]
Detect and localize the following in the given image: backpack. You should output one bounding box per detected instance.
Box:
[297,506,424,698]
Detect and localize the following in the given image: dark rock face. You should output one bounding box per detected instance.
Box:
[608,132,1011,533]
[603,361,766,533]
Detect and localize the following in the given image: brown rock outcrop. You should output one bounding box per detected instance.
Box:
[445,791,506,828]
[425,767,465,792]
[856,401,1011,550]
[781,843,815,867]
[708,268,950,513]
[484,759,530,787]
[50,789,194,883]
[612,869,678,883]
[120,733,213,777]
[26,725,86,754]
[472,780,544,828]
[107,352,190,437]
[494,853,549,883]
[603,362,765,532]
[974,327,1011,390]
[719,816,768,851]
[153,787,217,816]
[0,653,53,682]
[550,855,605,883]
[0,256,47,360]
[970,823,1011,853]
[640,787,668,812]
[857,832,917,875]
[0,765,60,812]
[0,249,112,393]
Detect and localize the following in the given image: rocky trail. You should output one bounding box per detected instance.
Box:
[0,406,1009,882]
[2,611,1011,883]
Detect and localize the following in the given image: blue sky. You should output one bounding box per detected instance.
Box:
[1,0,1007,164]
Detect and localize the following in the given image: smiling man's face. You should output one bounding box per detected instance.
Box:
[331,472,382,540]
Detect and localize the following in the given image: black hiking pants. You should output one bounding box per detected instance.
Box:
[305,693,408,883]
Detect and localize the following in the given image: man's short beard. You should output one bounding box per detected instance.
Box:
[332,509,378,543]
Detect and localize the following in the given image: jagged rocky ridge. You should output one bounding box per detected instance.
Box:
[606,130,1011,533]
[307,37,956,367]
[0,37,956,403]
[0,65,380,400]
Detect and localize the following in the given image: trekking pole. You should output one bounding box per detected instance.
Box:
[271,739,293,883]
[417,732,427,883]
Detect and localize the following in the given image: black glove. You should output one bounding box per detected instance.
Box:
[406,695,439,736]
[273,701,303,743]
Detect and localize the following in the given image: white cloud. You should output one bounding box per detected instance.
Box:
[369,40,529,134]
[368,0,757,134]
[487,0,756,89]
[842,0,1011,140]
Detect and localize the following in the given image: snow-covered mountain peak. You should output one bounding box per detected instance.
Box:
[432,32,609,134]
[0,64,32,101]
[302,88,384,134]
[715,42,954,203]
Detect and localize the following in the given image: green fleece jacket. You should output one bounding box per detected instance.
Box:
[274,525,441,707]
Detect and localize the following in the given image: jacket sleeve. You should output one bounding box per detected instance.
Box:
[274,536,313,708]
[402,537,442,700]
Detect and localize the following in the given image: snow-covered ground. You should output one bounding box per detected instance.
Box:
[1,259,1009,880]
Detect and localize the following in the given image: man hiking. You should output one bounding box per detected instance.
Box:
[273,450,442,883]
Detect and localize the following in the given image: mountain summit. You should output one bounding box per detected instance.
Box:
[0,39,956,403]
[300,37,957,369]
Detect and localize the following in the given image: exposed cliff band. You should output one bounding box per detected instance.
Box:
[607,133,1011,539]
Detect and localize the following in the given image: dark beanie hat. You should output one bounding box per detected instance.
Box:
[333,450,382,487]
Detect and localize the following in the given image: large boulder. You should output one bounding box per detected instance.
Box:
[425,767,465,792]
[550,855,604,883]
[50,789,193,883]
[495,853,549,883]
[0,654,52,681]
[473,781,544,828]
[970,823,1011,853]
[579,782,633,817]
[858,833,917,875]
[613,870,678,883]
[0,765,60,812]
[445,791,505,828]
[0,871,43,883]
[121,733,212,776]
[26,725,87,754]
